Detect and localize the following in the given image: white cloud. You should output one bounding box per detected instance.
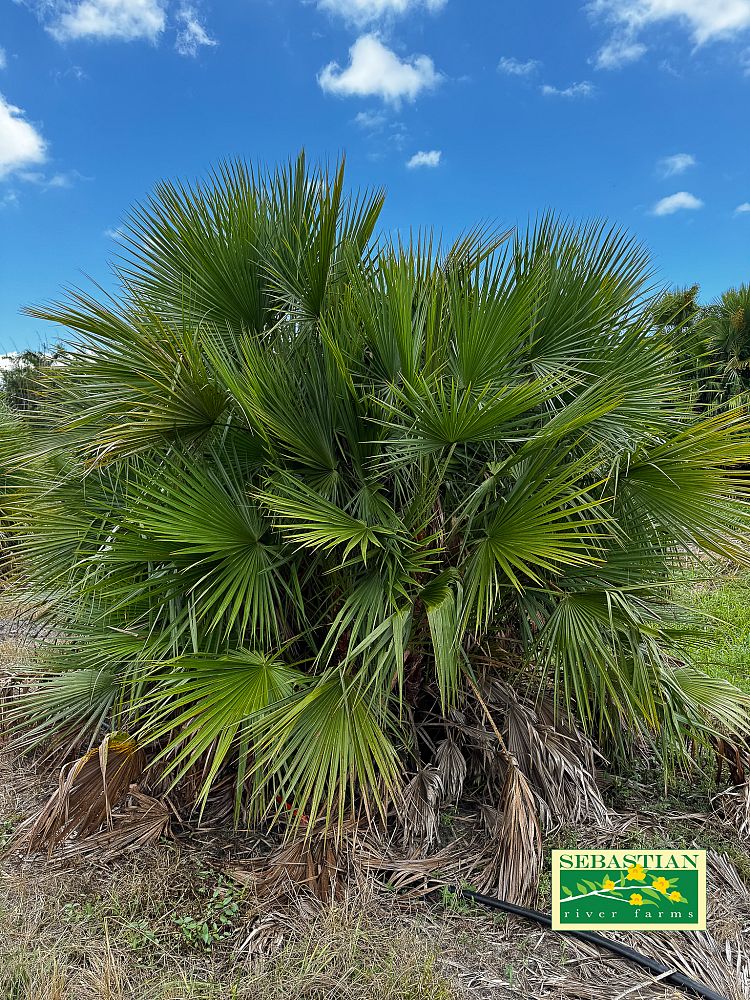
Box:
[594,36,647,69]
[497,56,540,76]
[735,202,750,214]
[104,225,126,239]
[541,80,595,97]
[0,94,47,181]
[658,152,696,176]
[0,48,6,70]
[406,149,441,168]
[48,0,166,43]
[590,0,750,47]
[652,191,703,215]
[318,34,441,105]
[175,5,216,56]
[316,0,446,26]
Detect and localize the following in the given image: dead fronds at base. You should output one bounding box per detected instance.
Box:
[471,761,541,905]
[230,826,353,907]
[11,732,151,856]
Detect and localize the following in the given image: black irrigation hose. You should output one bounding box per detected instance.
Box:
[452,889,729,1000]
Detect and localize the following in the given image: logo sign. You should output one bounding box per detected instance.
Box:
[551,850,706,931]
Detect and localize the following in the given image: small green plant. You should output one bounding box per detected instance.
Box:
[0,819,16,850]
[120,916,161,950]
[173,878,243,951]
[61,898,99,924]
[439,885,483,915]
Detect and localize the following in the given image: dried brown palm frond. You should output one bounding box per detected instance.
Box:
[50,790,171,863]
[400,766,444,847]
[715,736,749,786]
[488,679,610,831]
[235,911,288,959]
[615,931,750,1000]
[12,731,146,855]
[706,849,750,900]
[713,781,750,842]
[230,825,352,905]
[460,673,544,903]
[473,759,542,905]
[434,738,467,803]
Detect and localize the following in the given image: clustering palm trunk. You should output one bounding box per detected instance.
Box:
[2,154,750,898]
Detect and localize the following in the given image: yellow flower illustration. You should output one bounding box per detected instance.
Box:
[629,893,643,906]
[626,863,647,881]
[652,876,670,893]
[669,891,681,902]
[602,877,616,891]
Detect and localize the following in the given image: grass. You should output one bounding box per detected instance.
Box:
[675,568,750,693]
[0,851,458,1000]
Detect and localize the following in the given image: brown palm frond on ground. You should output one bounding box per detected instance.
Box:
[613,930,750,1000]
[12,731,146,854]
[50,790,172,863]
[235,910,289,959]
[230,825,353,905]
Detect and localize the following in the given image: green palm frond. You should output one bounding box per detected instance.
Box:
[246,671,402,833]
[142,651,303,820]
[10,666,120,753]
[255,474,403,563]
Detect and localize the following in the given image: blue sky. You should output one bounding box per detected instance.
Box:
[1,0,749,352]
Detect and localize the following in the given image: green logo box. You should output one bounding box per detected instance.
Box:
[551,849,706,931]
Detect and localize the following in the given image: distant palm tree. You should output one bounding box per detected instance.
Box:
[3,155,750,900]
[707,284,750,405]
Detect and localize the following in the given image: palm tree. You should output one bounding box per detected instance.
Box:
[706,284,750,405]
[3,154,750,900]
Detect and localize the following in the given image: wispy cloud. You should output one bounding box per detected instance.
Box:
[589,0,750,74]
[406,149,441,168]
[354,109,388,130]
[652,191,703,216]
[43,0,167,43]
[174,4,216,56]
[658,152,696,177]
[541,80,595,98]
[590,0,750,45]
[0,47,6,70]
[594,36,646,69]
[316,0,446,26]
[0,189,19,210]
[18,169,82,189]
[497,56,540,76]
[736,202,750,215]
[319,34,441,105]
[0,94,47,181]
[318,0,448,27]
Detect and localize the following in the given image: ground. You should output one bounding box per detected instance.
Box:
[1,580,749,1000]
